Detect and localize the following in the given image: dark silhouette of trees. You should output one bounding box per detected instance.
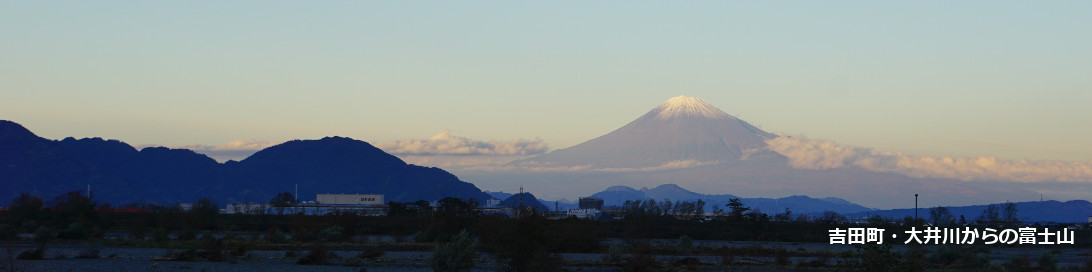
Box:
[8,193,44,223]
[270,192,295,215]
[51,191,96,215]
[773,208,793,222]
[479,211,560,272]
[437,197,480,218]
[929,206,955,226]
[1001,201,1019,226]
[726,198,750,220]
[432,229,479,272]
[977,204,1000,225]
[820,211,845,224]
[50,191,98,233]
[187,197,220,230]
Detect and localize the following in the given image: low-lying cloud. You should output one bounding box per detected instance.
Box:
[766,135,1092,183]
[377,130,548,156]
[179,139,278,152]
[166,140,282,162]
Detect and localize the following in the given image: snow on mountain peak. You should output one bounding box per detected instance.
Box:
[652,95,732,120]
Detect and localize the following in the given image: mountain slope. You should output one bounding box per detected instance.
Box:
[230,137,490,202]
[512,95,784,169]
[0,120,489,204]
[498,192,550,211]
[463,96,1044,209]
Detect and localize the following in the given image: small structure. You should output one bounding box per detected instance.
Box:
[567,208,602,220]
[579,197,604,210]
[226,194,388,216]
[484,198,502,208]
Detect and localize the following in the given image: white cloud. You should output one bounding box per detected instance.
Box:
[377,130,548,156]
[766,135,1092,183]
[140,139,284,162]
[396,155,531,169]
[458,159,718,173]
[178,139,279,152]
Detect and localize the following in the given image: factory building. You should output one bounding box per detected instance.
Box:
[316,194,384,206]
[578,197,604,210]
[225,193,387,216]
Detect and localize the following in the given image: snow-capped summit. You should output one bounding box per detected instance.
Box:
[511,96,782,169]
[652,95,732,120]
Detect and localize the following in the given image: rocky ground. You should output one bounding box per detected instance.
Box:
[3,242,1089,272]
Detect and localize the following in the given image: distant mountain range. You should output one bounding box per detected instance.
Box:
[484,191,514,200]
[587,184,873,215]
[0,120,490,205]
[845,200,1092,223]
[461,96,1041,209]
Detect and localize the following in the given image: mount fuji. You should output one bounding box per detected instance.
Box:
[513,96,783,169]
[461,96,1039,209]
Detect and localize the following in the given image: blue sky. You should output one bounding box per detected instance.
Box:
[3,1,1091,162]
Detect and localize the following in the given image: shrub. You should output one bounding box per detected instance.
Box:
[0,224,16,240]
[622,244,660,272]
[431,229,478,272]
[608,244,624,263]
[319,226,345,242]
[33,226,56,243]
[358,247,384,260]
[678,235,693,251]
[171,249,198,262]
[197,238,226,262]
[1005,255,1032,271]
[297,246,329,265]
[16,246,45,260]
[265,229,286,243]
[151,228,170,242]
[75,248,100,259]
[1039,252,1058,272]
[774,247,790,266]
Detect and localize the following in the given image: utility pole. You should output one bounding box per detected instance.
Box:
[518,186,524,218]
[914,193,919,224]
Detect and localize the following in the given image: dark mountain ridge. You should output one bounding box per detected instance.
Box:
[0,120,490,205]
[845,200,1092,223]
[588,184,873,215]
[498,192,550,211]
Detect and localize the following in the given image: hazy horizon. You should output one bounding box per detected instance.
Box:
[4,2,1092,208]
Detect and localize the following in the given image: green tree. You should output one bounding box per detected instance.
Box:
[726,198,750,220]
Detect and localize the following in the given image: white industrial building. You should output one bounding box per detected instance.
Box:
[316,194,384,206]
[567,208,602,220]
